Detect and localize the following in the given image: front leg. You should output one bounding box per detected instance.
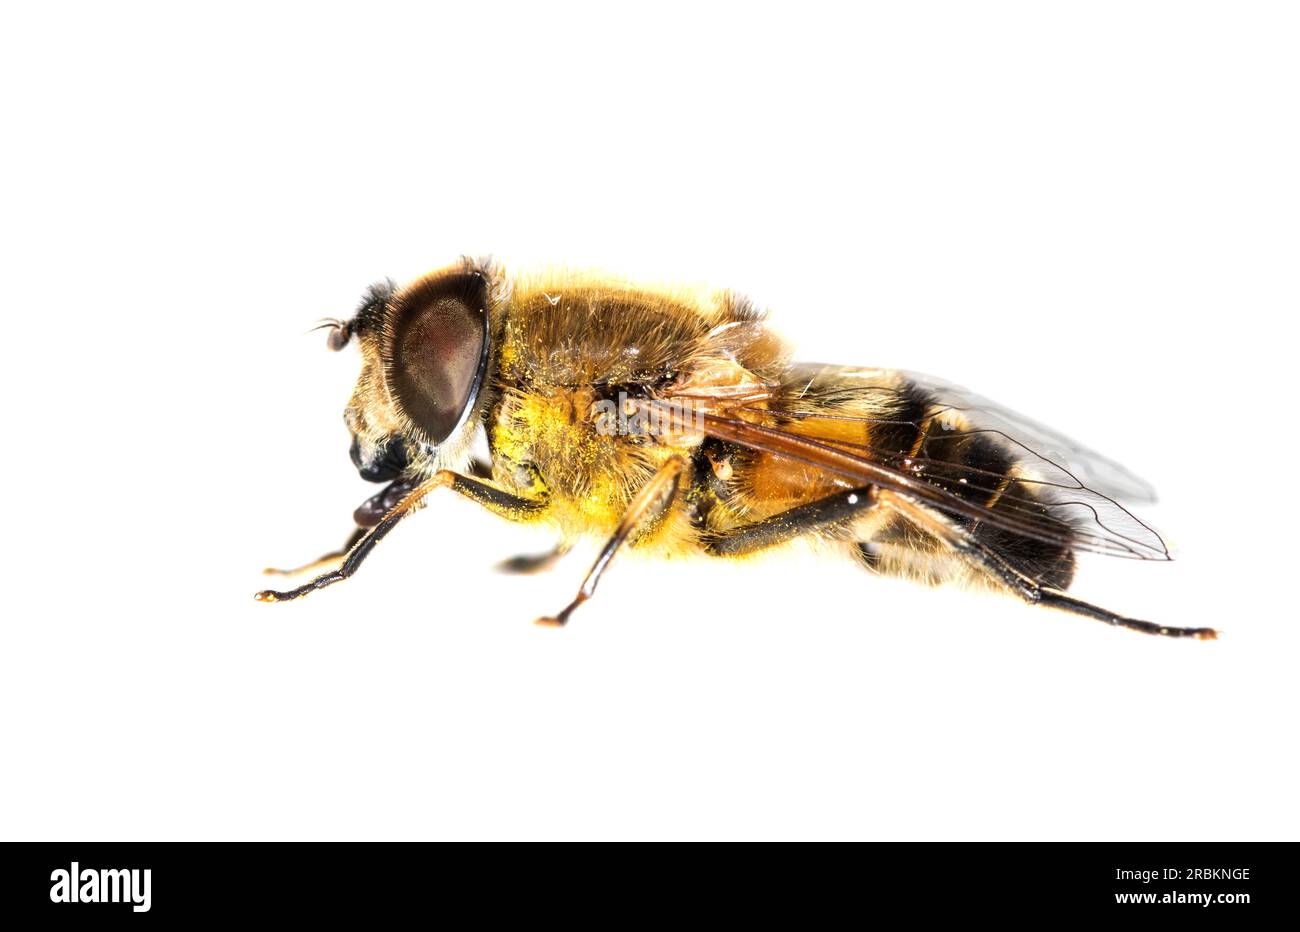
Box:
[255,471,547,603]
[261,476,421,578]
[262,526,366,578]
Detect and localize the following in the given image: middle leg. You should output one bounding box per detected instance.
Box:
[536,456,687,627]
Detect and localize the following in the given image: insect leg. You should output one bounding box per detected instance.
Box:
[261,476,422,578]
[536,456,687,627]
[877,491,1217,640]
[702,487,877,556]
[1033,589,1216,639]
[262,526,367,577]
[255,472,546,603]
[495,542,572,575]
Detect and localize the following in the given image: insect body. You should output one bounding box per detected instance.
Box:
[257,258,1213,639]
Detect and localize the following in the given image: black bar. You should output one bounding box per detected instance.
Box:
[0,842,1291,922]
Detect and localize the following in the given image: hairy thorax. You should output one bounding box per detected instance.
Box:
[484,272,788,541]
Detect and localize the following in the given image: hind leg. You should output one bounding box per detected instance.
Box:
[874,490,1216,640]
[702,486,878,556]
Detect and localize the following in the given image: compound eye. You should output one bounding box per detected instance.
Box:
[385,272,489,445]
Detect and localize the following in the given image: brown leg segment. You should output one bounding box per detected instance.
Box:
[536,456,686,627]
[262,526,367,578]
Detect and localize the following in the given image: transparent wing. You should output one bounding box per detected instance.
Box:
[658,364,1171,562]
[798,365,1158,502]
[903,367,1156,502]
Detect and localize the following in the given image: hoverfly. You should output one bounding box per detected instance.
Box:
[257,257,1213,639]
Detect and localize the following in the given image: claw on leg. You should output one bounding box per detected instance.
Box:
[534,594,585,627]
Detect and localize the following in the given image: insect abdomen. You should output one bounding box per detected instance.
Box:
[891,383,1077,590]
[770,367,1078,590]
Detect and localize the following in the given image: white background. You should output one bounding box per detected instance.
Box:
[2,2,1296,840]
